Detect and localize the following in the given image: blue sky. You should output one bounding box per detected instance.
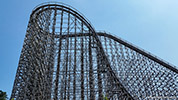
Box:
[0,0,178,97]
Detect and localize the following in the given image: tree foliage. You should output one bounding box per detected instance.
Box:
[102,94,109,100]
[0,90,8,100]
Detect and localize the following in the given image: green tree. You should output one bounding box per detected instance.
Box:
[0,90,8,100]
[102,94,109,100]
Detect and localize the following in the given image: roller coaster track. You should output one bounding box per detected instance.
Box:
[11,2,178,100]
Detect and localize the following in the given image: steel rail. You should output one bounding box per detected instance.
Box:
[31,3,95,34]
[56,32,178,73]
[97,32,178,73]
